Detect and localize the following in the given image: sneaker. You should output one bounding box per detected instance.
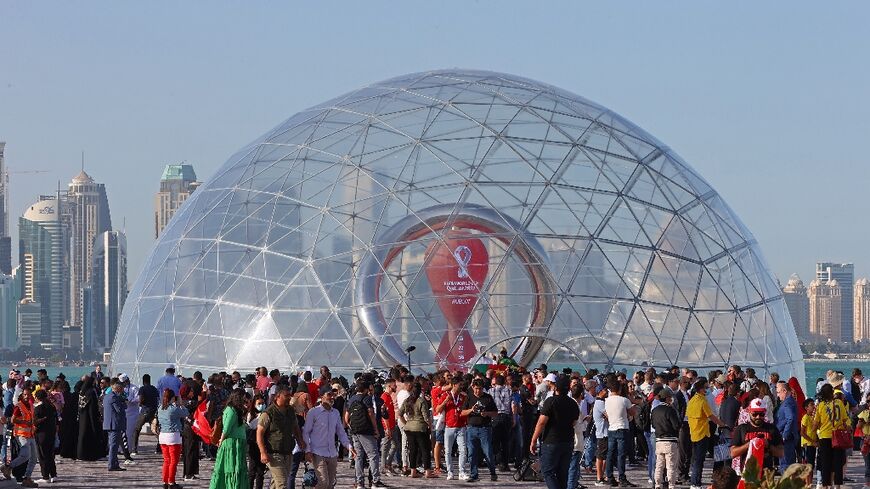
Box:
[373,481,386,488]
[123,459,136,465]
[33,480,49,485]
[0,465,9,480]
[129,452,137,456]
[446,474,455,481]
[490,474,498,482]
[595,481,608,487]
[648,479,654,486]
[459,474,470,481]
[609,478,619,487]
[50,477,58,483]
[619,480,638,488]
[690,486,703,489]
[466,476,479,482]
[21,478,39,488]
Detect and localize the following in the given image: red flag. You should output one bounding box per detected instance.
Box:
[191,400,212,444]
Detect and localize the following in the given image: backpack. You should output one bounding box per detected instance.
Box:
[637,398,652,432]
[348,396,373,435]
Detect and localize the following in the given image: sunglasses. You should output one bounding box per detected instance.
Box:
[750,412,765,417]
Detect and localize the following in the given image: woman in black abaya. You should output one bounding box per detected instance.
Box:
[76,376,105,461]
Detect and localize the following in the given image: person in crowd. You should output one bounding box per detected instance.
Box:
[856,393,870,487]
[461,378,498,483]
[379,378,398,476]
[181,379,203,481]
[158,365,182,398]
[76,375,104,461]
[32,389,58,484]
[490,373,514,473]
[567,381,589,489]
[604,378,638,487]
[304,388,354,489]
[257,385,305,489]
[103,379,127,472]
[246,395,267,489]
[775,381,798,471]
[209,388,249,489]
[813,383,851,489]
[1,378,15,464]
[132,373,159,455]
[398,382,435,479]
[592,385,609,486]
[117,373,140,461]
[346,380,384,488]
[756,382,775,424]
[158,388,189,489]
[436,376,469,481]
[730,398,784,473]
[3,387,38,487]
[90,364,105,384]
[686,377,725,489]
[531,375,580,489]
[57,379,78,460]
[799,398,818,473]
[651,388,681,489]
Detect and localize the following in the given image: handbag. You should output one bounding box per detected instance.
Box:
[714,439,732,462]
[826,401,851,449]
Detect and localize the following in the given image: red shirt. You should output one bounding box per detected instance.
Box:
[307,382,320,404]
[256,376,271,393]
[381,392,396,430]
[441,390,468,428]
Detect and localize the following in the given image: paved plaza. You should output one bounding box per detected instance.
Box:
[10,433,866,489]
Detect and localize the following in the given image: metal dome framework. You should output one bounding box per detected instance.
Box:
[111,69,804,380]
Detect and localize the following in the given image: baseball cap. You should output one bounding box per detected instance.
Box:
[118,373,129,383]
[544,373,558,383]
[748,398,766,413]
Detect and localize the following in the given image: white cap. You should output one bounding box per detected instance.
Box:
[544,373,558,383]
[118,373,129,383]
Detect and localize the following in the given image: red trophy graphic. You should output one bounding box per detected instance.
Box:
[424,229,489,370]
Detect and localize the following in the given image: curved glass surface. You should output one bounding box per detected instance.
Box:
[111,69,804,381]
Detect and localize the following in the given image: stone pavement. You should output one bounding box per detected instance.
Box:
[20,434,870,489]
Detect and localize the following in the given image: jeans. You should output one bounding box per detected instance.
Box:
[491,413,512,469]
[445,426,468,478]
[567,450,583,489]
[583,431,596,469]
[352,434,381,484]
[541,442,573,489]
[107,429,123,469]
[645,431,656,481]
[288,451,303,489]
[605,429,628,481]
[690,437,708,487]
[467,425,495,479]
[35,431,57,479]
[132,407,156,453]
[10,436,37,479]
[381,429,397,468]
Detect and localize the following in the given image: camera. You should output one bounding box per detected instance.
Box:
[472,400,484,414]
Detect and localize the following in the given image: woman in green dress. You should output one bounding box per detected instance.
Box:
[209,388,250,489]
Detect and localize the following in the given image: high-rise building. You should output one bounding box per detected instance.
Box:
[782,274,810,341]
[0,271,19,349]
[154,164,200,238]
[809,279,842,341]
[19,197,68,349]
[17,301,41,349]
[90,230,127,353]
[816,262,854,342]
[67,171,112,331]
[0,142,10,275]
[855,278,870,342]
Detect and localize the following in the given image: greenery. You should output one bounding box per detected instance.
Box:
[741,457,810,489]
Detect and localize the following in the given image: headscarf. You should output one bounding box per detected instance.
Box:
[788,376,806,421]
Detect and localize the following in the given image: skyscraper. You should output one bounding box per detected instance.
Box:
[816,262,854,342]
[782,274,810,341]
[67,171,112,331]
[0,142,10,275]
[154,164,200,238]
[854,278,870,342]
[90,230,127,353]
[808,279,842,341]
[19,197,68,349]
[0,271,19,349]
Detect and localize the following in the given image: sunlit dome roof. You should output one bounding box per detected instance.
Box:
[71,170,93,183]
[111,69,805,382]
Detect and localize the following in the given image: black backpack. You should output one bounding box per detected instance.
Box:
[637,398,652,432]
[348,397,373,435]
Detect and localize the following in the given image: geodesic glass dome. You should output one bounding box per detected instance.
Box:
[111,69,805,381]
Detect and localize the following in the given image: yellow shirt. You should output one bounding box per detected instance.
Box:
[800,413,817,447]
[812,399,850,440]
[858,410,870,437]
[686,394,712,442]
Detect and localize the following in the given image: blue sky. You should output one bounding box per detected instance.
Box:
[1,2,868,284]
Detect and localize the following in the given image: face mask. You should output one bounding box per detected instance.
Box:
[256,404,266,412]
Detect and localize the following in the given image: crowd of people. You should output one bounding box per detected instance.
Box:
[0,357,868,489]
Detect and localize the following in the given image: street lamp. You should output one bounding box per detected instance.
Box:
[405,345,416,372]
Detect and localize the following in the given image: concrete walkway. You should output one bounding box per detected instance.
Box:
[22,434,870,489]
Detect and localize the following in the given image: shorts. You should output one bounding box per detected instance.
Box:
[596,437,608,459]
[434,429,445,444]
